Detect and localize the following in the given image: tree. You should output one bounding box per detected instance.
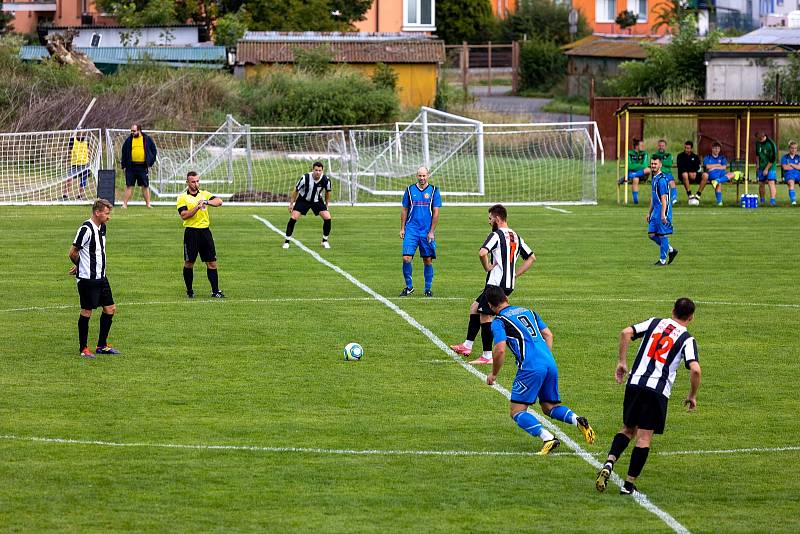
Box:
[763,52,800,102]
[1,2,15,33]
[498,0,590,45]
[605,17,719,98]
[239,0,372,31]
[213,12,247,48]
[435,0,497,44]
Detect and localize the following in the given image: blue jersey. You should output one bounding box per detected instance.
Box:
[652,172,672,221]
[703,154,728,178]
[781,153,800,181]
[491,305,554,371]
[402,183,442,232]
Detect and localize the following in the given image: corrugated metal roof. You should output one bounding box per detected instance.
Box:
[20,45,226,65]
[616,101,800,115]
[721,27,800,46]
[564,35,652,59]
[237,39,445,64]
[242,31,432,42]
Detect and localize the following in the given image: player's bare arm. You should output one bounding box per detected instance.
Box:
[427,207,439,241]
[541,327,553,351]
[479,247,494,272]
[399,207,408,238]
[487,341,506,385]
[684,360,702,411]
[68,245,79,274]
[288,190,298,213]
[616,326,634,383]
[515,253,536,277]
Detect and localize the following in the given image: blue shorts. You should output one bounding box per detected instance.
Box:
[708,171,729,184]
[785,172,800,183]
[70,165,91,187]
[510,363,561,405]
[757,168,776,182]
[402,231,436,258]
[648,218,673,236]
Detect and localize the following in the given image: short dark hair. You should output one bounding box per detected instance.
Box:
[684,140,693,147]
[632,138,641,146]
[651,154,662,161]
[485,285,508,308]
[658,138,666,144]
[187,171,198,178]
[312,161,324,169]
[673,297,695,320]
[92,198,113,213]
[711,141,721,149]
[754,131,764,139]
[488,204,507,221]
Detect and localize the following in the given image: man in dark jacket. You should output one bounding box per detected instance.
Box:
[120,123,157,208]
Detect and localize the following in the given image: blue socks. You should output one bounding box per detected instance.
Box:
[790,189,797,203]
[423,264,434,291]
[548,405,576,425]
[632,191,639,204]
[402,261,412,288]
[659,236,670,262]
[715,191,723,204]
[513,411,544,437]
[670,187,678,203]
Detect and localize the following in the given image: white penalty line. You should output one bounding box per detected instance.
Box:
[544,206,571,214]
[4,295,798,315]
[2,434,797,460]
[252,215,690,534]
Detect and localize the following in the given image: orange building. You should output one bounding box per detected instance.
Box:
[354,0,436,33]
[3,0,113,35]
[490,0,517,18]
[570,0,670,35]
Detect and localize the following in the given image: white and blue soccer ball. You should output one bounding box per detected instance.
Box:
[343,342,364,361]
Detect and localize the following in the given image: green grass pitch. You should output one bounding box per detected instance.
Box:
[1,170,799,532]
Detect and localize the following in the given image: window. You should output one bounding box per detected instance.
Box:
[404,0,436,30]
[596,0,617,22]
[628,0,647,21]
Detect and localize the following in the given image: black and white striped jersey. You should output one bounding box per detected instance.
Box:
[295,173,332,203]
[481,228,533,290]
[72,219,107,280]
[628,317,699,399]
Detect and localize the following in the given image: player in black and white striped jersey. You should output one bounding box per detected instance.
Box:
[450,204,536,365]
[68,199,120,358]
[283,162,332,249]
[595,297,702,495]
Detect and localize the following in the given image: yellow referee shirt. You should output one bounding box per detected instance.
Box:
[131,136,145,163]
[70,139,90,166]
[177,190,215,228]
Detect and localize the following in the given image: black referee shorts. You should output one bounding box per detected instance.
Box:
[77,278,114,310]
[622,385,669,434]
[184,227,217,263]
[125,165,149,187]
[294,198,328,216]
[475,285,513,315]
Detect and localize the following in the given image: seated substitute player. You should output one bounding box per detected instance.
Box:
[755,131,778,206]
[701,142,741,206]
[676,140,706,203]
[399,166,441,297]
[484,286,595,455]
[283,162,332,249]
[647,156,678,267]
[619,138,650,205]
[651,139,678,205]
[780,140,800,205]
[177,171,224,298]
[595,298,701,495]
[69,199,120,357]
[451,204,536,365]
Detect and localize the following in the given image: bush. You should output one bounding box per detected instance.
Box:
[293,46,334,76]
[518,39,567,92]
[498,0,590,45]
[214,12,247,48]
[243,70,399,126]
[435,0,499,44]
[371,63,398,91]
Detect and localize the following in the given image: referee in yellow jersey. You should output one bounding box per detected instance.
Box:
[177,171,224,298]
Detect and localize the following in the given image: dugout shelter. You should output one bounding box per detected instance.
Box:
[614,101,800,204]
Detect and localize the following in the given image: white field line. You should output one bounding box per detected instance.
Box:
[2,434,797,459]
[252,215,690,534]
[3,295,799,314]
[544,206,572,214]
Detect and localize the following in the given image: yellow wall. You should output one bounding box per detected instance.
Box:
[244,63,439,109]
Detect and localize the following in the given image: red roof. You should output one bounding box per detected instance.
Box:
[237,38,445,65]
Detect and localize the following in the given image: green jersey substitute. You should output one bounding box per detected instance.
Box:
[756,137,777,169]
[628,150,649,172]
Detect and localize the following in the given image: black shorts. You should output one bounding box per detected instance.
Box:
[678,170,701,183]
[622,385,669,434]
[77,278,114,310]
[294,198,328,216]
[475,285,513,315]
[184,227,216,263]
[125,165,150,187]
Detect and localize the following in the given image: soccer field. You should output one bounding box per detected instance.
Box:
[1,197,799,532]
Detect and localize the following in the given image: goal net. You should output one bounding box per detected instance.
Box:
[0,129,102,204]
[106,118,349,203]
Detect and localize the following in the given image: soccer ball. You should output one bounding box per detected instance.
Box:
[343,342,364,361]
[688,197,700,206]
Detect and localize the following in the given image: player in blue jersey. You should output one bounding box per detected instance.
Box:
[484,286,595,455]
[648,156,678,267]
[701,142,741,206]
[399,166,442,297]
[780,140,800,205]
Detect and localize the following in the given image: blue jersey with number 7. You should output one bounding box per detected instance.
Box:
[491,305,555,371]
